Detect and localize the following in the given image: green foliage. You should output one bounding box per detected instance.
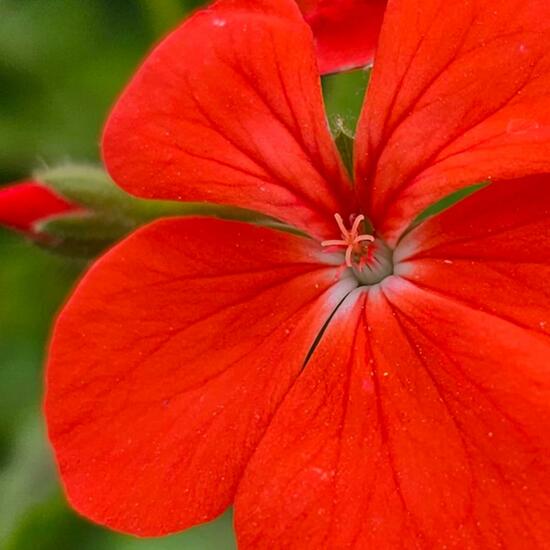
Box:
[5,495,235,550]
[0,1,147,181]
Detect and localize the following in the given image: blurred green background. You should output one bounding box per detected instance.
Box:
[0,1,366,548]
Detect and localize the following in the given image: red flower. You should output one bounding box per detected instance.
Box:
[0,181,77,234]
[297,0,386,74]
[46,0,550,547]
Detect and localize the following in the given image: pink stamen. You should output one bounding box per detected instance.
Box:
[355,235,375,244]
[350,214,364,236]
[334,213,349,238]
[321,213,375,268]
[321,239,348,247]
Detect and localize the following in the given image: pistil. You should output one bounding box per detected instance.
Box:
[321,213,375,268]
[322,213,393,285]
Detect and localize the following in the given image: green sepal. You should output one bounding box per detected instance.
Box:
[34,164,271,225]
[35,212,131,241]
[30,164,284,257]
[34,164,188,223]
[32,234,115,259]
[31,213,120,258]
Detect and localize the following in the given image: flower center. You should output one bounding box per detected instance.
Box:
[322,213,393,285]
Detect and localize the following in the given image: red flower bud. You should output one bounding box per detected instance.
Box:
[0,181,79,235]
[297,0,387,74]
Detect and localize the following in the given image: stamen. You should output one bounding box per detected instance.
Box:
[334,213,349,238]
[321,239,348,247]
[355,235,375,244]
[350,214,365,236]
[321,213,375,268]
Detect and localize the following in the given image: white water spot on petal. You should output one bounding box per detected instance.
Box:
[362,376,374,393]
[507,118,541,135]
[443,259,454,265]
[212,17,226,27]
[310,467,334,481]
[518,43,528,54]
[539,321,547,329]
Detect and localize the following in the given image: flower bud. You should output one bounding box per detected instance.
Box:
[1,164,269,257]
[0,180,79,234]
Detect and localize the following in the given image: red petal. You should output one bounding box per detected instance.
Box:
[235,291,473,547]
[45,217,356,536]
[0,181,76,233]
[297,0,386,74]
[355,0,550,245]
[236,178,550,547]
[103,0,353,241]
[395,175,550,337]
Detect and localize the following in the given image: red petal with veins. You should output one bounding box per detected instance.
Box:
[356,0,550,245]
[0,181,76,233]
[103,0,353,241]
[45,217,356,536]
[236,178,550,548]
[394,175,550,338]
[297,0,386,74]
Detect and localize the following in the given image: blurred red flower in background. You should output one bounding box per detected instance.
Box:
[46,0,550,547]
[0,181,77,235]
[297,0,386,73]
